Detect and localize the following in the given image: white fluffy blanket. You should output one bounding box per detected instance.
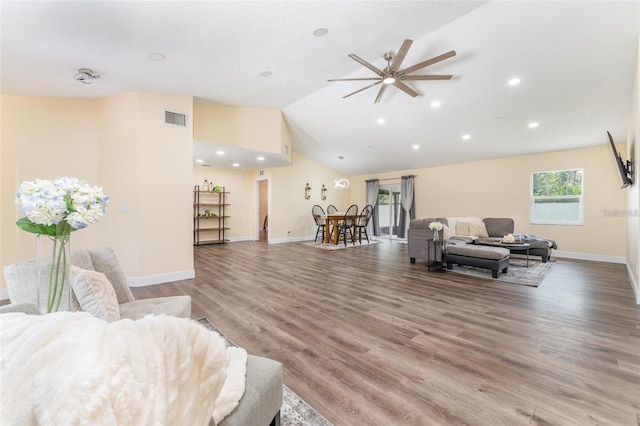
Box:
[0,312,247,425]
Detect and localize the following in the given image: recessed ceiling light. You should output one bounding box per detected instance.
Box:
[377,118,385,124]
[260,71,272,77]
[232,163,240,167]
[257,157,265,161]
[528,122,539,128]
[462,134,471,140]
[313,28,329,37]
[430,100,441,108]
[216,150,225,155]
[508,78,520,86]
[148,52,165,61]
[412,145,420,150]
[195,158,203,163]
[338,155,344,160]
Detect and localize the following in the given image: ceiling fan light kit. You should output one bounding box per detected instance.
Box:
[328,39,456,103]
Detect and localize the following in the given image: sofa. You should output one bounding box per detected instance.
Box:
[0,303,283,426]
[3,247,191,319]
[408,217,555,264]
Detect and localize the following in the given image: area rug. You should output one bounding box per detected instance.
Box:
[195,318,333,426]
[444,257,556,287]
[302,239,382,251]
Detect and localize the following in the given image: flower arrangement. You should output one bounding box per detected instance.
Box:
[428,221,443,231]
[501,233,516,244]
[14,177,109,312]
[429,221,443,242]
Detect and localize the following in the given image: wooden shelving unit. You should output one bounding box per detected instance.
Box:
[193,185,230,245]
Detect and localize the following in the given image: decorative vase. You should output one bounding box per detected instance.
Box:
[36,234,72,313]
[433,229,440,242]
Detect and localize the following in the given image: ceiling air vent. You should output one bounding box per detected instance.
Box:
[164,110,187,127]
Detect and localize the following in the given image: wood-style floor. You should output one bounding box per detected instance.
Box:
[132,240,640,426]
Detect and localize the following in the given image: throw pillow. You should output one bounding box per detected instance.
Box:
[469,222,489,238]
[71,266,120,322]
[442,224,451,240]
[455,221,470,236]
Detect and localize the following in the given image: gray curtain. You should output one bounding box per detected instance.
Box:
[365,179,379,236]
[397,175,415,239]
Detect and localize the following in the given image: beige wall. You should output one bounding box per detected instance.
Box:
[1,96,101,281]
[192,151,349,243]
[1,93,194,290]
[268,152,351,242]
[626,36,640,300]
[193,166,256,240]
[351,145,628,260]
[194,105,290,160]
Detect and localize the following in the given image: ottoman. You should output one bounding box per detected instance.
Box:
[444,241,510,278]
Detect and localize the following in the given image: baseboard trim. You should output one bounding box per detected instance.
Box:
[126,269,195,288]
[227,236,254,242]
[626,263,640,305]
[553,250,625,264]
[269,235,314,244]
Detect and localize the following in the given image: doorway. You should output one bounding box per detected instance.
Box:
[256,179,268,242]
[377,184,402,240]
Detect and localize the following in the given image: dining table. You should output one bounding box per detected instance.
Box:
[320,212,362,244]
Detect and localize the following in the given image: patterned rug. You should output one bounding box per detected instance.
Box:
[444,256,556,287]
[302,239,382,250]
[195,318,333,426]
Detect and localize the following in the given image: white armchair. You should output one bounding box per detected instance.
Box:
[3,247,191,319]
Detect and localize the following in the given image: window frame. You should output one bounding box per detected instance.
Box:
[530,168,584,226]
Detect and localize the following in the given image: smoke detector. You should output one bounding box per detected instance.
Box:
[74,68,100,84]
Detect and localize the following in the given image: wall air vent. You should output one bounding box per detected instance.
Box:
[164,110,187,127]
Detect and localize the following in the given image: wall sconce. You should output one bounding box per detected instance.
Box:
[321,184,327,200]
[304,183,311,200]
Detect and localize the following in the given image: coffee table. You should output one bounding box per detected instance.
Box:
[476,241,531,267]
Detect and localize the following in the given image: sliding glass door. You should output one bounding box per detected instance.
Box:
[377,184,402,239]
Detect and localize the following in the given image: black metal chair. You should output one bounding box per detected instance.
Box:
[312,205,326,243]
[336,204,358,246]
[354,204,373,244]
[327,205,338,215]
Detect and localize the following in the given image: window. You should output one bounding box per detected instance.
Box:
[531,169,583,225]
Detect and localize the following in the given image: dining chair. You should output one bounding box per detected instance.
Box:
[336,204,358,246]
[312,205,326,243]
[354,204,373,244]
[327,205,338,215]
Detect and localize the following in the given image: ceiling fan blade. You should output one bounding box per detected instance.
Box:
[328,77,383,82]
[342,80,383,99]
[390,39,413,72]
[374,84,388,103]
[393,81,420,97]
[401,75,453,81]
[348,54,384,76]
[399,50,457,75]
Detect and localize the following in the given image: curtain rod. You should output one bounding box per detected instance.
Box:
[365,175,417,182]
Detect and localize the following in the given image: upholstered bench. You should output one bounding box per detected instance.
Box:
[444,240,510,278]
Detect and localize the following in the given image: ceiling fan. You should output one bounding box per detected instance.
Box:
[328,39,456,103]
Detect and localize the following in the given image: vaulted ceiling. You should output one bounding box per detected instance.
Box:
[1,1,638,175]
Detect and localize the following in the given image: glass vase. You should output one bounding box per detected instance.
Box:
[36,234,72,313]
[433,229,440,242]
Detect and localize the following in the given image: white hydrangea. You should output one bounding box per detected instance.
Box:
[15,177,109,232]
[428,221,443,231]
